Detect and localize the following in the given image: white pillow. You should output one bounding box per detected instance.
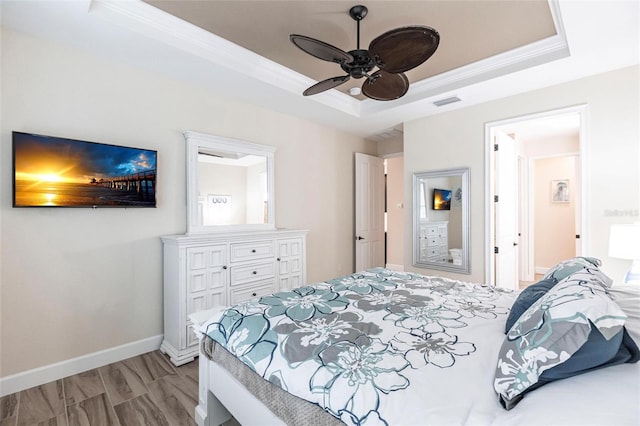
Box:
[609,284,640,345]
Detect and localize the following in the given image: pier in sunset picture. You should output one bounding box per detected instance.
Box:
[12,132,157,207]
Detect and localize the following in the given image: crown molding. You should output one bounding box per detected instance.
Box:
[361,0,569,115]
[89,0,567,119]
[89,0,363,117]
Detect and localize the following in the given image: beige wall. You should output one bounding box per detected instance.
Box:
[385,156,404,268]
[404,65,640,284]
[534,156,577,270]
[0,28,375,377]
[377,136,403,157]
[2,26,638,381]
[523,133,579,157]
[199,163,248,225]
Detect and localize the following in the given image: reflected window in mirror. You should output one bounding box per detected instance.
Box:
[185,131,275,234]
[413,168,470,274]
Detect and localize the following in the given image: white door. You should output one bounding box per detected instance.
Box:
[355,153,385,271]
[494,132,519,290]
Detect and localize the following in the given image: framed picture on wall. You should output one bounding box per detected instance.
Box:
[551,179,570,203]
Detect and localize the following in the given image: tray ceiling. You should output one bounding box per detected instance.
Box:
[1,1,637,139]
[144,1,557,98]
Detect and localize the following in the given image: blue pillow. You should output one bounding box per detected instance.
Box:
[494,268,632,410]
[539,323,639,382]
[505,278,557,333]
[498,324,639,410]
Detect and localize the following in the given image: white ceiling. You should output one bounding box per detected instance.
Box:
[1,0,638,140]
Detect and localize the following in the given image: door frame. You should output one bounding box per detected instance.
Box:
[484,104,588,285]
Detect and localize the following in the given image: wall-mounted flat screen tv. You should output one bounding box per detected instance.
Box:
[13,131,157,208]
[433,188,452,211]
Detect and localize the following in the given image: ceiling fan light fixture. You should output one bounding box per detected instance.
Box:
[349,87,362,96]
[290,4,439,101]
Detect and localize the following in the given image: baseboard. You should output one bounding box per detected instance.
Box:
[535,266,550,275]
[0,334,163,397]
[385,263,405,272]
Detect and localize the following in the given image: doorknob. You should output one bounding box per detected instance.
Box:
[356,236,365,240]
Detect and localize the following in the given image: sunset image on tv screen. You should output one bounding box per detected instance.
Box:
[433,188,451,211]
[13,132,157,207]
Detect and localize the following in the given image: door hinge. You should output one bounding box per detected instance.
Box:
[494,246,499,254]
[494,143,499,151]
[576,234,581,239]
[494,195,499,202]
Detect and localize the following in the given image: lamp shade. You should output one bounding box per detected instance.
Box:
[609,224,640,260]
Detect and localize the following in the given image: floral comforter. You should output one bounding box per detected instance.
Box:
[201,268,516,426]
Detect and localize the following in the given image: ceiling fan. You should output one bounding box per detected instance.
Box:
[290,5,439,101]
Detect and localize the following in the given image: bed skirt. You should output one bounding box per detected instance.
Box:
[201,337,344,426]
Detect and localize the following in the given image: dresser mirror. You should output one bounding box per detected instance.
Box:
[184,131,276,234]
[413,167,470,273]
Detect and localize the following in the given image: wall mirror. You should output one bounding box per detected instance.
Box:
[413,167,470,273]
[184,131,276,234]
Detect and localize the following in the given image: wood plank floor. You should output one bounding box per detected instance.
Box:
[0,350,203,426]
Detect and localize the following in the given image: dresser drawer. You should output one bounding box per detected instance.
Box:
[424,247,441,257]
[230,240,275,262]
[229,280,276,305]
[427,245,448,257]
[426,237,441,247]
[230,261,275,286]
[424,225,439,236]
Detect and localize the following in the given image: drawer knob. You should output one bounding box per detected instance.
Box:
[277,257,281,261]
[251,249,256,253]
[222,265,227,270]
[252,292,257,297]
[252,271,257,275]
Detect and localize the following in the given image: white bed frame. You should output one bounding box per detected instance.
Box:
[190,309,285,426]
[195,341,286,426]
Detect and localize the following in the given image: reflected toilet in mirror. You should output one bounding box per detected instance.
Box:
[413,167,470,273]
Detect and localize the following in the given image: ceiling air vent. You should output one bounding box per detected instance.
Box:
[433,96,461,107]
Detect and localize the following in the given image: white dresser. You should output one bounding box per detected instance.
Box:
[160,229,307,365]
[418,221,448,263]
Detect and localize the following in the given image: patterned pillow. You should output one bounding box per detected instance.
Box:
[542,256,609,284]
[494,267,633,410]
[504,278,557,333]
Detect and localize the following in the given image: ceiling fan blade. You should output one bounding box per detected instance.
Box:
[369,26,440,74]
[303,75,351,96]
[290,34,354,64]
[361,71,409,101]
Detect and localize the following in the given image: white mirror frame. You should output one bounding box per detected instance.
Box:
[412,167,470,274]
[184,130,276,234]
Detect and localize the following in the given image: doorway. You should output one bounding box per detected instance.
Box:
[354,152,404,272]
[485,105,587,289]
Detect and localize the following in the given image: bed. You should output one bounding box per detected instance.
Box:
[191,259,640,426]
